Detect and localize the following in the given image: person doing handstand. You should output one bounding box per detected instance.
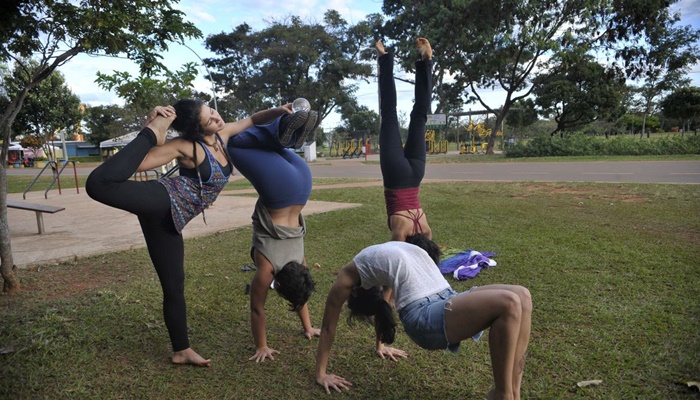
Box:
[377,38,434,243]
[315,238,532,400]
[227,108,322,362]
[86,100,293,366]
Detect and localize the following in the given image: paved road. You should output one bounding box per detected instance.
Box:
[7,156,700,184]
[308,157,700,184]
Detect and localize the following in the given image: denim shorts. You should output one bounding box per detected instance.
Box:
[399,287,483,353]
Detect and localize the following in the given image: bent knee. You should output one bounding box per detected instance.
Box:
[501,291,523,318]
[84,173,102,201]
[518,287,533,314]
[508,286,532,315]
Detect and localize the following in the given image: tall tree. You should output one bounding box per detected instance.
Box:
[5,63,82,160]
[380,0,699,153]
[632,22,699,138]
[83,104,139,146]
[338,101,381,137]
[204,10,375,124]
[533,53,628,136]
[505,99,538,139]
[0,0,200,292]
[660,87,700,137]
[95,63,199,119]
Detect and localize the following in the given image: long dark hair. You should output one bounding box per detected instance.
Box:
[347,286,396,344]
[406,233,442,265]
[171,99,205,142]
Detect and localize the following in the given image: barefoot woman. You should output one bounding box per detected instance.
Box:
[86,101,290,366]
[377,38,434,243]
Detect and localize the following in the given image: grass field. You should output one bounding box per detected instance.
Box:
[1,157,700,399]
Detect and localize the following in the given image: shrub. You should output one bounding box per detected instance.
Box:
[504,133,700,157]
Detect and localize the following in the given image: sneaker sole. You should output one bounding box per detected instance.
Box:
[279,111,309,147]
[294,111,319,149]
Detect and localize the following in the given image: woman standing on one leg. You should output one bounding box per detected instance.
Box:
[227,110,321,362]
[86,100,290,366]
[378,38,433,243]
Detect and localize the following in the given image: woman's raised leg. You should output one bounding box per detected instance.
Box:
[377,41,412,188]
[404,37,433,163]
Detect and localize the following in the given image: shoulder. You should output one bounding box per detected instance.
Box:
[167,137,200,155]
[336,262,360,288]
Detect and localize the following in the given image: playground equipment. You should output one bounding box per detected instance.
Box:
[459,141,488,154]
[459,120,501,154]
[22,159,80,200]
[425,129,448,154]
[330,130,370,159]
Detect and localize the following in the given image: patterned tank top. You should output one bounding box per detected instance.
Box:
[158,134,231,233]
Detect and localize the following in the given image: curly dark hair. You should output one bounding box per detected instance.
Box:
[171,99,205,141]
[347,286,396,345]
[405,233,442,265]
[274,261,315,311]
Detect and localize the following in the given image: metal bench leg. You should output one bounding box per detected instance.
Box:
[34,211,45,234]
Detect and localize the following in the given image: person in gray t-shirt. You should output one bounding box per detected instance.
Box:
[314,241,532,400]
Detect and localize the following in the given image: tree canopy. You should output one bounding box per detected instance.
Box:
[533,53,628,136]
[378,0,699,152]
[95,63,199,119]
[4,62,82,156]
[83,104,141,146]
[660,87,700,136]
[0,0,201,292]
[203,10,376,123]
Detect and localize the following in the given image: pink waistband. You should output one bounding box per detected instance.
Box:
[384,187,421,215]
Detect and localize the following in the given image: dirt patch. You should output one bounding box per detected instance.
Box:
[520,184,649,202]
[0,255,149,306]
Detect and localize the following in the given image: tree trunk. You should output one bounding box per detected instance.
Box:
[0,87,31,293]
[641,113,647,139]
[486,109,508,155]
[0,162,19,292]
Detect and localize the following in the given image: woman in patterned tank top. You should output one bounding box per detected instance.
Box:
[87,100,295,367]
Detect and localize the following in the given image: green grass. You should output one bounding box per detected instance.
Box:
[5,175,88,193]
[2,182,699,399]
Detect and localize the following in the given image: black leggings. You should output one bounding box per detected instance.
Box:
[379,52,433,190]
[85,129,190,352]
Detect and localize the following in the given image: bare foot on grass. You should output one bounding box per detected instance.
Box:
[171,347,211,367]
[416,37,432,60]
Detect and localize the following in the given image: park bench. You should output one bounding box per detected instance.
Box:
[6,200,65,234]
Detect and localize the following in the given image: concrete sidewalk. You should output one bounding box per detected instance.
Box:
[8,188,361,268]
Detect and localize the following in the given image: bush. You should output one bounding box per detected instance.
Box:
[504,133,700,157]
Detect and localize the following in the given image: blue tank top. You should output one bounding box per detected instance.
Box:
[158,134,231,233]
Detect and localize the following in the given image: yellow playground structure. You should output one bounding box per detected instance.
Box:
[425,129,448,154]
[330,137,370,158]
[459,121,501,154]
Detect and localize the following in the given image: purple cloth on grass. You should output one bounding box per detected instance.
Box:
[438,250,497,280]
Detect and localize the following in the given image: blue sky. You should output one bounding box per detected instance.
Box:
[59,0,700,130]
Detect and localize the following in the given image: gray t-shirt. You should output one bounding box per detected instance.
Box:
[353,241,450,311]
[251,200,305,273]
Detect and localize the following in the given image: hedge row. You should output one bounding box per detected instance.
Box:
[504,134,700,157]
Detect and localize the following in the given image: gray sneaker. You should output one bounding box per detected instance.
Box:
[279,111,309,147]
[293,110,320,149]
